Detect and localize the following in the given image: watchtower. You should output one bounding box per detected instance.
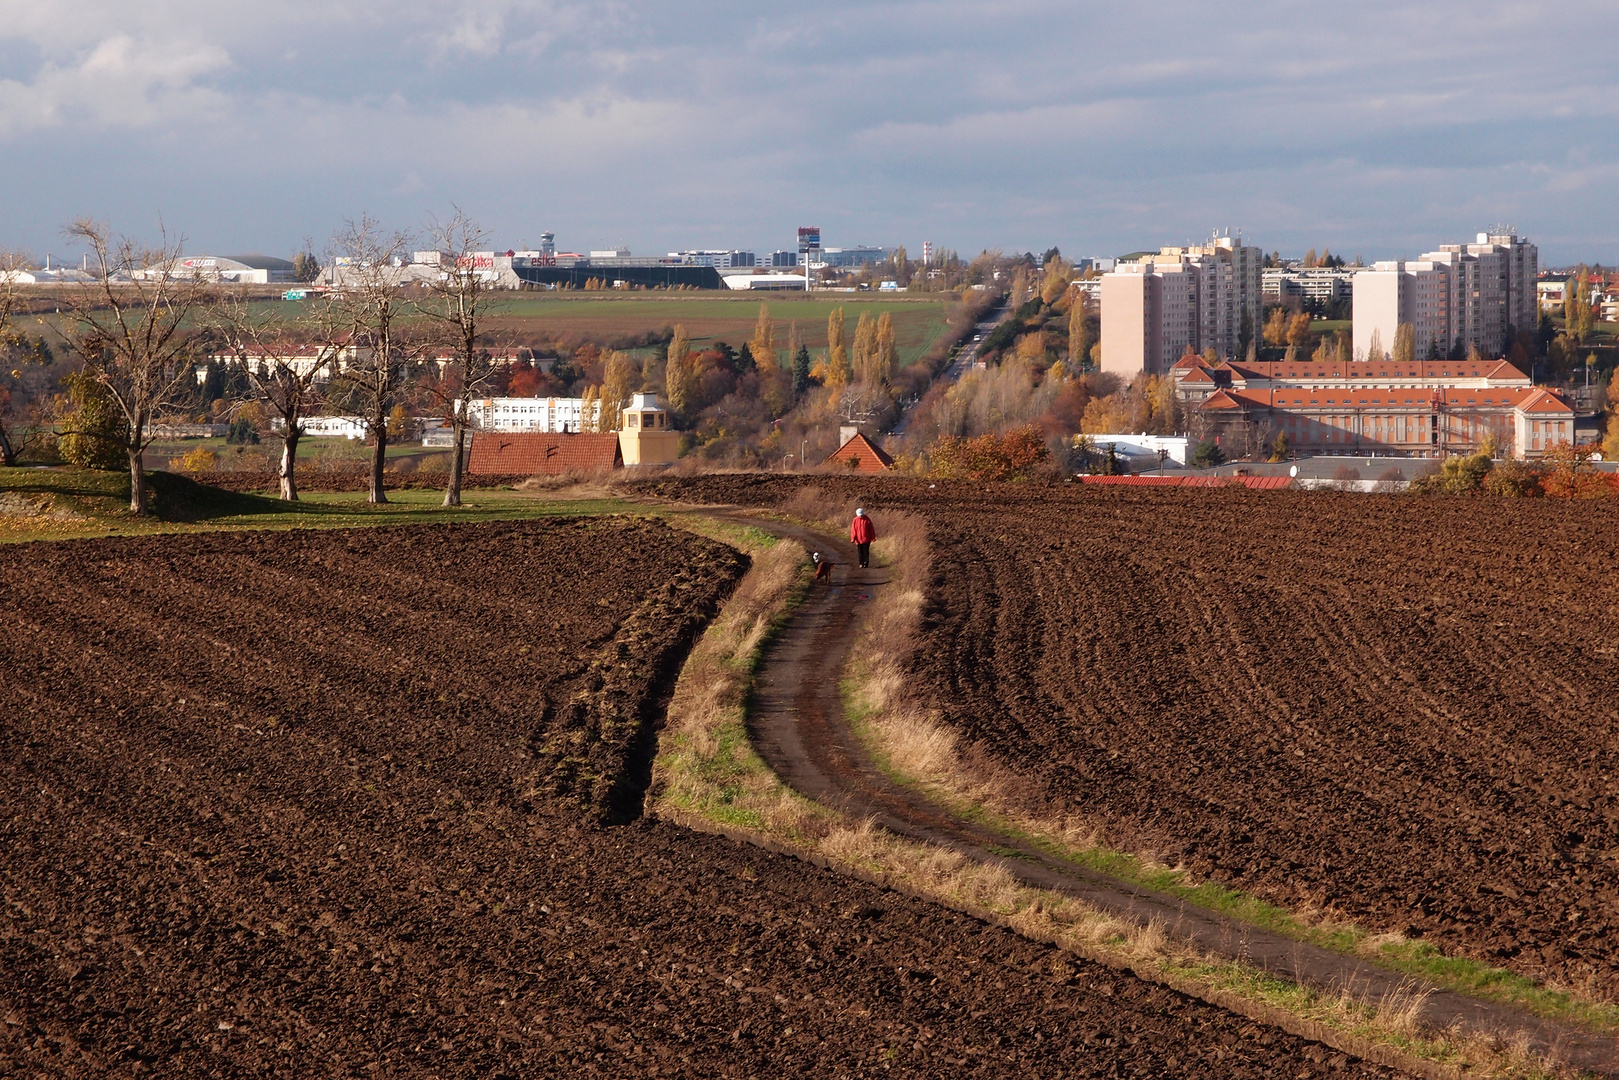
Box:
[618,391,681,466]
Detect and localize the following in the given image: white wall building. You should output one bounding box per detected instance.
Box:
[466,396,601,433]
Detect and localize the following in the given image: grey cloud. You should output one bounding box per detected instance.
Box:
[1,0,1617,263]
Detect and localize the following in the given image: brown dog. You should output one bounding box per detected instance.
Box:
[813,552,834,581]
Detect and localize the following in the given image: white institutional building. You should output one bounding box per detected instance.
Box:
[1352,230,1538,363]
[1099,233,1264,379]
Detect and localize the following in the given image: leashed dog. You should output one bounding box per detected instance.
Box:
[812,551,834,581]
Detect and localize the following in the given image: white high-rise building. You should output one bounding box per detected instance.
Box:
[1353,230,1538,361]
[1099,232,1263,378]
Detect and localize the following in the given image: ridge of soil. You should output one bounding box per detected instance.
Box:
[1,518,1407,1077]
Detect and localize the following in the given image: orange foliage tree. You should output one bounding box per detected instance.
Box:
[928,425,1049,481]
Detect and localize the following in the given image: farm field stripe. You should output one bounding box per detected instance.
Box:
[634,508,1580,1080]
[691,509,1619,1078]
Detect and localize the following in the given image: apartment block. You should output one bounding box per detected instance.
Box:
[1099,232,1263,378]
[1352,230,1538,361]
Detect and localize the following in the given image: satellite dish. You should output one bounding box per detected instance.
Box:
[1289,465,1298,477]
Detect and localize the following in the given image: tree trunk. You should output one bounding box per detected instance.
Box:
[369,404,388,504]
[129,447,148,515]
[280,431,300,501]
[444,416,467,507]
[0,425,15,467]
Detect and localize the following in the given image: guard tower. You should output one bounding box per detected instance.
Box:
[618,391,680,466]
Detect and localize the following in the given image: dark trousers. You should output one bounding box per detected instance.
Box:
[856,542,870,568]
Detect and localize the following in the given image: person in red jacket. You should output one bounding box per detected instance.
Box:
[850,507,876,568]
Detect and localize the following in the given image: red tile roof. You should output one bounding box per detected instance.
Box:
[826,432,894,472]
[1204,387,1568,412]
[467,432,622,474]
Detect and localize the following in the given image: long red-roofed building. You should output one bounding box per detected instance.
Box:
[467,432,622,475]
[1173,354,1574,459]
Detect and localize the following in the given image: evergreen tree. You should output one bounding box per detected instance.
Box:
[791,344,811,397]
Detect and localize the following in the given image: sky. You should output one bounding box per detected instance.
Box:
[1,1,1617,266]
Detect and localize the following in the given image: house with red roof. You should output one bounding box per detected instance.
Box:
[825,432,894,473]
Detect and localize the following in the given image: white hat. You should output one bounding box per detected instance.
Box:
[855,507,865,516]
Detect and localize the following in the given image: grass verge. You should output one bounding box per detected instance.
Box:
[647,502,1583,1079]
[0,467,631,543]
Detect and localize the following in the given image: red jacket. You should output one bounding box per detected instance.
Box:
[850,515,876,544]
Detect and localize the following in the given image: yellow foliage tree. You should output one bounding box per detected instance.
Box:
[1068,300,1091,366]
[1393,323,1415,365]
[875,312,896,386]
[749,304,776,371]
[826,308,849,390]
[1015,332,1045,365]
[600,350,637,431]
[1286,312,1313,347]
[853,312,877,383]
[579,385,599,432]
[1040,257,1073,305]
[1262,306,1290,346]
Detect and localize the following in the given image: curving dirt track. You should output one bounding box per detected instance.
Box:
[638,476,1619,1007]
[0,518,1408,1078]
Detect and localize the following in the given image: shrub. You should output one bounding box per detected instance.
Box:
[928,425,1050,482]
[173,446,218,473]
[1408,450,1491,494]
[57,370,128,470]
[1481,459,1543,497]
[1189,439,1225,468]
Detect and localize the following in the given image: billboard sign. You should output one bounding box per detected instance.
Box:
[797,227,821,253]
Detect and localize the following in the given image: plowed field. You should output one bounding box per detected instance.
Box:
[0,519,1398,1078]
[641,475,1619,998]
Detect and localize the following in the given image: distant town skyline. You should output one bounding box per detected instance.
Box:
[3,2,1618,264]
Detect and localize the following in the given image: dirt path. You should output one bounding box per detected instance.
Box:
[721,511,1619,1077]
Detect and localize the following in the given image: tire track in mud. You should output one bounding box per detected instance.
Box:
[722,511,1619,1077]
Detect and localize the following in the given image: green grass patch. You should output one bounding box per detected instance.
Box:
[0,466,632,543]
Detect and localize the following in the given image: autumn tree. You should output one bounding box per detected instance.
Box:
[826,307,850,391]
[1040,256,1073,305]
[1565,269,1595,343]
[599,350,637,432]
[852,312,877,383]
[1262,306,1290,347]
[749,303,776,371]
[1286,312,1313,347]
[414,209,506,507]
[875,312,897,386]
[291,251,322,283]
[579,384,600,432]
[325,215,414,504]
[663,324,692,414]
[1365,328,1385,363]
[1068,298,1092,367]
[53,219,214,513]
[1393,323,1415,365]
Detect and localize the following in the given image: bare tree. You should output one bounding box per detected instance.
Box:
[413,210,506,507]
[325,215,413,504]
[215,292,351,500]
[54,220,214,513]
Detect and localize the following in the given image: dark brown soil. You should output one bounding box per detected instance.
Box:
[0,519,1404,1077]
[637,475,1619,999]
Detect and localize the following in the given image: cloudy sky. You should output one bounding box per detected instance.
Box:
[2,1,1616,265]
